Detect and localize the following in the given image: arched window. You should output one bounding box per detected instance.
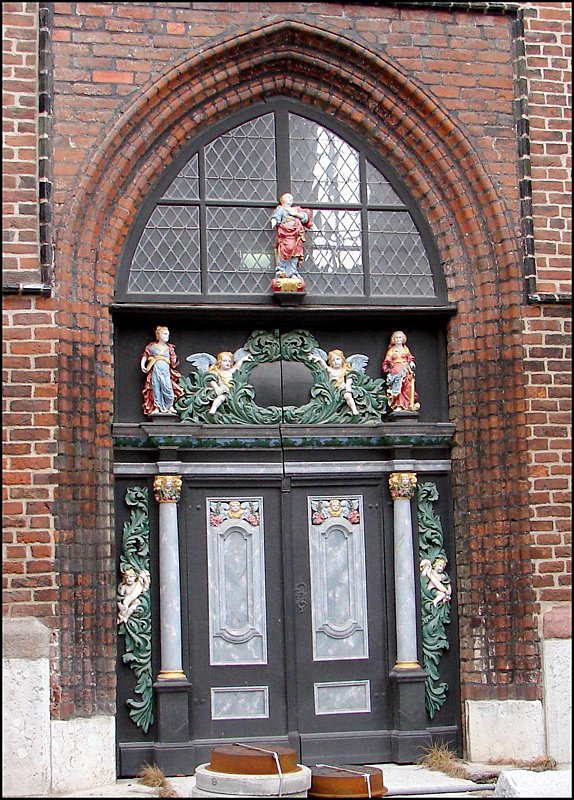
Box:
[116,100,445,306]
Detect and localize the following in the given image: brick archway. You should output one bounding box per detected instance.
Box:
[53,19,537,720]
[63,19,515,302]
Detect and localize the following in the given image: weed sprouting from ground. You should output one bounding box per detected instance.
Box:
[418,742,468,778]
[137,763,180,796]
[489,756,557,772]
[418,743,557,778]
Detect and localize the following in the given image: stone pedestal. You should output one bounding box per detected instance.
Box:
[192,762,312,797]
[389,666,432,763]
[191,787,309,798]
[153,678,193,743]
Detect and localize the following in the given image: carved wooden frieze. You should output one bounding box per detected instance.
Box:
[177,329,389,424]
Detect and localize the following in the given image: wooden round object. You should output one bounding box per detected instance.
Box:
[207,744,299,775]
[308,765,387,798]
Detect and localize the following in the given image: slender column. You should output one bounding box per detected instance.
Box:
[389,472,420,669]
[153,474,186,680]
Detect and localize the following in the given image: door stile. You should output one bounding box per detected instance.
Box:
[279,475,302,758]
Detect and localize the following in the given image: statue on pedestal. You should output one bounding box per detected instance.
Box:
[270,192,313,294]
[382,330,419,414]
[140,326,183,416]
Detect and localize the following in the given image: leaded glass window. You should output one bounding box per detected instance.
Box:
[120,102,442,304]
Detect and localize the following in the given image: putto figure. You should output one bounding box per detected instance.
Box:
[117,568,151,625]
[186,348,252,415]
[420,557,451,607]
[140,326,183,415]
[270,192,313,292]
[382,330,420,413]
[310,347,368,416]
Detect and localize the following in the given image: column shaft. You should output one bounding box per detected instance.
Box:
[154,474,185,680]
[389,472,420,669]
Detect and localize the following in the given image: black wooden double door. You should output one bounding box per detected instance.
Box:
[182,476,393,764]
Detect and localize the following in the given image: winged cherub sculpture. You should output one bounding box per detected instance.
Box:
[309,347,369,416]
[186,347,252,415]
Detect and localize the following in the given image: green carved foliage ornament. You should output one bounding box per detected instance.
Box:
[176,329,389,424]
[417,481,452,720]
[117,486,153,733]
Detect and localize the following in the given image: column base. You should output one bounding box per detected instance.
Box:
[156,669,187,680]
[389,666,432,763]
[153,678,193,743]
[390,729,432,763]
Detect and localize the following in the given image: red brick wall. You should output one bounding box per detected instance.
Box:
[2,2,39,284]
[2,2,571,720]
[523,2,572,296]
[523,306,571,604]
[2,3,59,623]
[521,2,572,629]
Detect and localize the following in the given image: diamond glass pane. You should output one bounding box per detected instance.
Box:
[368,211,435,297]
[205,115,277,202]
[366,161,405,207]
[161,154,199,201]
[206,206,274,294]
[128,206,201,293]
[304,209,364,295]
[289,115,360,205]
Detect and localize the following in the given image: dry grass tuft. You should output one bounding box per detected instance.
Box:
[489,756,557,772]
[137,763,167,787]
[419,744,558,780]
[158,784,179,797]
[137,763,180,796]
[418,742,468,779]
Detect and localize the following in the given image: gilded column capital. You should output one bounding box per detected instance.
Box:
[389,472,417,500]
[153,475,182,504]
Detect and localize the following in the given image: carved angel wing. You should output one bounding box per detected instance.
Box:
[233,346,250,363]
[311,347,328,363]
[347,353,369,373]
[186,352,216,372]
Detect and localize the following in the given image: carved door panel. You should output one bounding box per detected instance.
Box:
[184,483,289,755]
[290,480,391,763]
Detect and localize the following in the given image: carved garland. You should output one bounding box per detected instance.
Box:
[417,481,452,720]
[117,486,153,733]
[176,329,389,425]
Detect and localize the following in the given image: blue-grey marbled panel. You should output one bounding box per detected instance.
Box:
[308,496,369,661]
[325,528,352,625]
[211,686,270,720]
[314,680,371,715]
[221,529,250,630]
[207,497,267,665]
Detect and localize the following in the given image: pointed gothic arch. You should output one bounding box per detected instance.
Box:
[60,18,517,307]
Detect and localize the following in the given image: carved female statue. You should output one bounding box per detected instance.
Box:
[140,326,183,415]
[270,192,313,279]
[382,330,419,413]
[117,568,151,625]
[310,347,368,416]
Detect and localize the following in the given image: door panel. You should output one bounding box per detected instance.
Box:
[290,482,390,753]
[184,484,288,742]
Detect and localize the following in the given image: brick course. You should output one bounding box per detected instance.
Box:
[2,2,571,722]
